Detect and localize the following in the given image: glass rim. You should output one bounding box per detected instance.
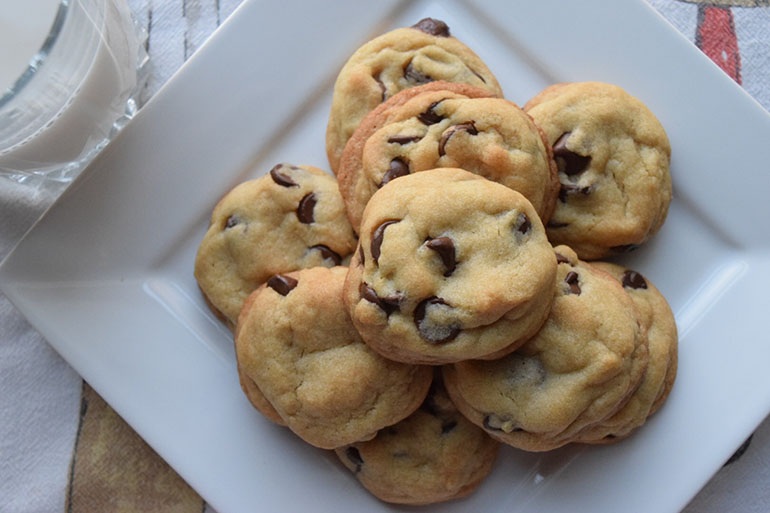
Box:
[0,0,70,109]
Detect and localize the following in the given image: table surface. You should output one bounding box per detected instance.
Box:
[1,1,769,512]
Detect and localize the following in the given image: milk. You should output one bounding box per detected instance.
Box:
[0,0,61,94]
[0,0,141,183]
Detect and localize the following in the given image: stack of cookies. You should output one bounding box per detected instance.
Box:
[193,18,678,506]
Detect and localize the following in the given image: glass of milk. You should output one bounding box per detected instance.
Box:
[0,0,148,187]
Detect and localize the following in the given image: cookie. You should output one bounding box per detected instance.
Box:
[194,163,357,327]
[443,246,649,451]
[524,82,672,260]
[343,168,557,365]
[234,290,285,425]
[573,262,678,443]
[326,18,503,172]
[235,266,433,449]
[338,82,559,231]
[335,373,499,505]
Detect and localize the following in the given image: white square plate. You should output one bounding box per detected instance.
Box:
[3,1,770,511]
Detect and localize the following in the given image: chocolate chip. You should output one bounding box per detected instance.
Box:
[553,132,591,176]
[224,215,239,229]
[414,297,461,344]
[612,244,640,254]
[310,245,342,265]
[345,447,364,473]
[547,221,569,228]
[468,66,486,83]
[374,74,386,102]
[411,18,450,37]
[417,101,444,125]
[565,271,581,295]
[387,135,422,145]
[267,275,298,296]
[296,193,316,223]
[441,420,458,434]
[404,60,433,84]
[371,220,399,264]
[622,270,648,290]
[359,282,401,316]
[514,213,531,235]
[269,164,298,187]
[380,158,410,187]
[358,245,365,266]
[425,237,456,277]
[555,252,571,264]
[558,183,594,202]
[438,121,478,157]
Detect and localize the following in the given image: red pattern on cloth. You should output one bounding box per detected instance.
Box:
[696,6,742,83]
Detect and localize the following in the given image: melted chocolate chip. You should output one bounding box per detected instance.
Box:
[468,67,486,83]
[438,121,478,157]
[358,245,365,266]
[267,275,298,296]
[403,61,433,84]
[515,213,531,235]
[359,282,401,316]
[371,220,399,264]
[411,18,450,37]
[565,271,581,295]
[425,237,456,277]
[547,221,570,228]
[310,245,342,266]
[224,215,239,229]
[553,132,591,176]
[414,297,461,344]
[622,270,648,290]
[296,193,316,223]
[345,447,364,473]
[418,101,444,125]
[441,420,458,434]
[612,244,640,254]
[374,74,386,102]
[269,164,298,187]
[388,135,423,145]
[558,183,594,202]
[555,253,571,265]
[380,158,410,187]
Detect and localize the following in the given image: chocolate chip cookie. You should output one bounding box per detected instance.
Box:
[194,163,357,327]
[573,262,678,443]
[235,266,433,449]
[326,18,503,172]
[443,246,649,451]
[335,373,499,505]
[524,82,672,260]
[338,82,559,231]
[343,168,557,365]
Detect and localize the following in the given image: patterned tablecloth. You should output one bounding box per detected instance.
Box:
[1,1,768,511]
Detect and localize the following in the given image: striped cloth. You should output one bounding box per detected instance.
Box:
[1,1,768,512]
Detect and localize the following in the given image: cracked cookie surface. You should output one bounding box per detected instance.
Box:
[326,18,503,172]
[443,246,649,451]
[235,266,432,449]
[194,163,357,327]
[335,373,499,505]
[524,82,672,260]
[343,168,557,365]
[573,262,678,444]
[338,82,558,231]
